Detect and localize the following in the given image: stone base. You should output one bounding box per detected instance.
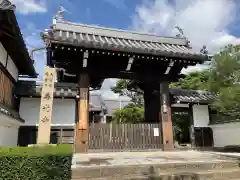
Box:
[28,144,57,147]
[71,151,240,179]
[72,162,240,179]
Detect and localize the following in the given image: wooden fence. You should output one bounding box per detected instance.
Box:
[18,124,163,151]
[88,123,162,151]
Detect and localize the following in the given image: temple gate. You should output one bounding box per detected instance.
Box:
[39,11,209,152]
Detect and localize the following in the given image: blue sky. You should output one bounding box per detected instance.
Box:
[11,0,240,98]
[15,0,143,78]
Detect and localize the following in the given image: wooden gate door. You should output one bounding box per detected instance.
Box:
[89,123,162,152]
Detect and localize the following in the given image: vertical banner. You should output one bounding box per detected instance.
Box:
[37,67,55,144]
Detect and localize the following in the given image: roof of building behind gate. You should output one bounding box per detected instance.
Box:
[42,20,208,60]
[0,0,36,76]
[14,80,216,105]
[170,88,216,104]
[89,93,107,112]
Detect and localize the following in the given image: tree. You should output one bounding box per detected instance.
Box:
[208,45,240,117]
[172,111,190,143]
[111,71,210,107]
[170,70,210,91]
[111,80,143,107]
[112,103,144,123]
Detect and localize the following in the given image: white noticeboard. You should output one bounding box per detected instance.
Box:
[153,128,159,137]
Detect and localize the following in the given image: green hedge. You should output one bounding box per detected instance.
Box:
[0,144,73,180]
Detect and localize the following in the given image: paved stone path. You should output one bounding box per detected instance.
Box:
[72,150,235,168]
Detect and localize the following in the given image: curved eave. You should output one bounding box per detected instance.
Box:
[41,34,208,62]
[0,9,37,77]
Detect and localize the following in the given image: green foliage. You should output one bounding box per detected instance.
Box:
[170,70,210,91]
[209,45,240,117]
[172,112,190,143]
[112,104,144,123]
[170,45,240,118]
[0,144,73,180]
[111,80,144,107]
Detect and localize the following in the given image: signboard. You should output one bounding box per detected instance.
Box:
[37,67,55,144]
[153,128,159,137]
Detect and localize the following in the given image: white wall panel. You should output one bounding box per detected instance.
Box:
[192,105,210,127]
[0,125,19,147]
[210,122,240,147]
[19,98,76,126]
[0,111,22,147]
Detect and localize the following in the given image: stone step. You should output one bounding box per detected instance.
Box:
[72,168,240,180]
[72,161,239,179]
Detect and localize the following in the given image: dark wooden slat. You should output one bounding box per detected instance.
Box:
[0,68,14,107]
[88,123,163,152]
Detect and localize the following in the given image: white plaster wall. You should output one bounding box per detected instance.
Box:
[0,125,19,147]
[0,113,22,147]
[192,105,210,127]
[210,122,240,147]
[0,42,18,81]
[19,98,76,126]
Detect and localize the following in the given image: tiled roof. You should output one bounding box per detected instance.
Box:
[170,88,216,104]
[0,103,24,123]
[14,81,107,113]
[0,0,36,76]
[42,20,208,60]
[14,81,215,105]
[15,81,78,97]
[89,94,107,112]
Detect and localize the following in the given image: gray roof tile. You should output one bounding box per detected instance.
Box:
[0,103,24,123]
[14,81,215,107]
[89,93,107,112]
[170,88,216,103]
[42,21,207,60]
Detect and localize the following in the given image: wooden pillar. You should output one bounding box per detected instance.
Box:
[143,86,160,122]
[160,82,174,151]
[37,67,55,144]
[75,74,89,153]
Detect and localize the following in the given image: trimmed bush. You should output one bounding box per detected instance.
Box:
[0,144,73,180]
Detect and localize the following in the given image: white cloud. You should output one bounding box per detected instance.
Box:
[103,0,240,99]
[133,0,240,54]
[22,22,43,48]
[10,0,47,14]
[132,0,240,74]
